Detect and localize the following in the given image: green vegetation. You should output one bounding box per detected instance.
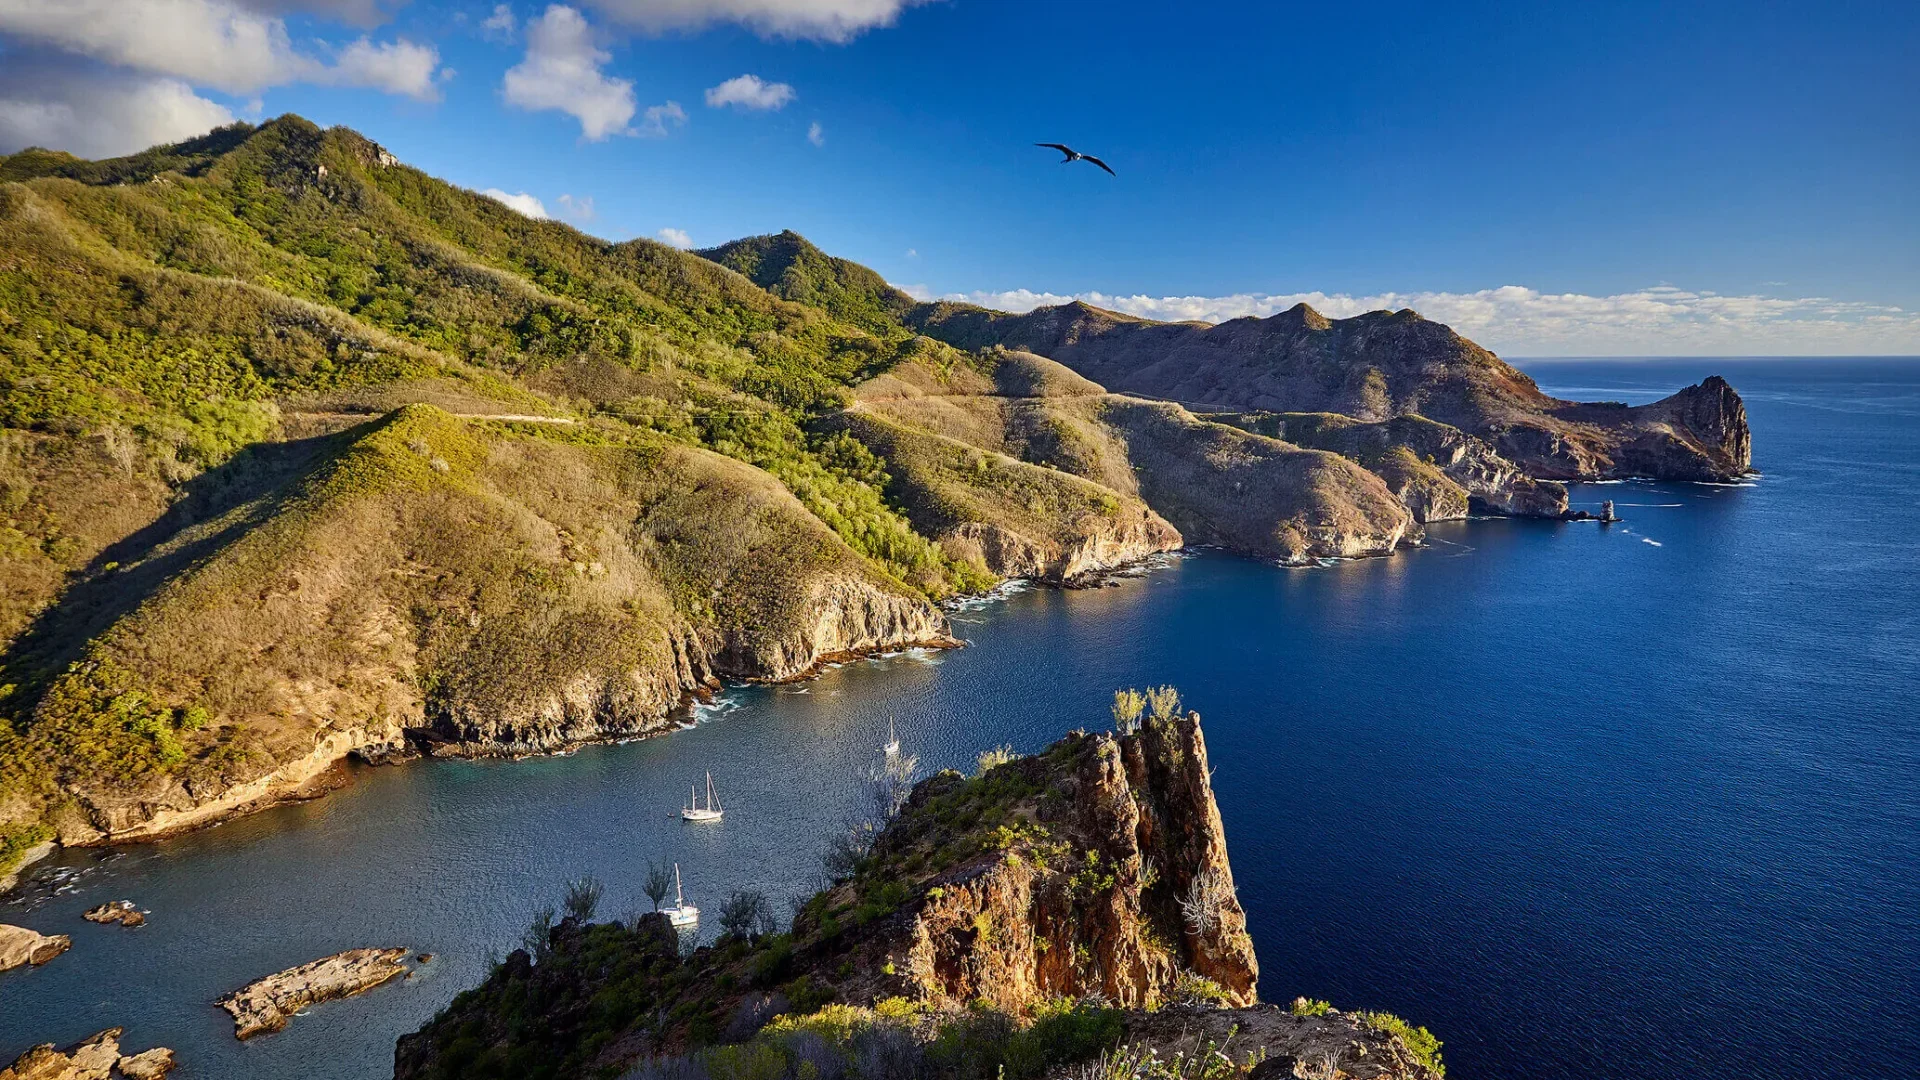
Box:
[1359,1011,1444,1076]
[0,117,1037,874]
[700,231,920,338]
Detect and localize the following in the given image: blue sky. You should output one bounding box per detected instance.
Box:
[1,0,1915,355]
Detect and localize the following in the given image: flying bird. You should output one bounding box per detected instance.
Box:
[1035,143,1115,177]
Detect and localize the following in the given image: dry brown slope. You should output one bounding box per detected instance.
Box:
[908,299,1753,481]
[849,351,1417,563]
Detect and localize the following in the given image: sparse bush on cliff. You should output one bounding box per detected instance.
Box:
[1145,686,1183,723]
[720,890,778,942]
[562,876,604,921]
[1176,868,1232,938]
[1112,689,1146,734]
[1359,1011,1443,1076]
[645,859,675,911]
[522,905,557,962]
[974,744,1016,776]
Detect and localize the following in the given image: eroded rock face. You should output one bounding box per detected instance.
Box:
[887,716,1259,1010]
[1218,412,1570,521]
[0,1029,175,1080]
[1097,400,1416,563]
[0,924,70,972]
[217,947,411,1039]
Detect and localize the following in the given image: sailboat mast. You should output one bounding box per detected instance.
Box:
[674,863,683,906]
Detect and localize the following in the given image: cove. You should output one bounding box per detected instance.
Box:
[3,360,1916,1080]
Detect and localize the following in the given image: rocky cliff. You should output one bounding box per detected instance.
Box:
[1213,411,1570,521]
[396,713,1441,1080]
[847,350,1417,565]
[908,299,1753,483]
[829,410,1184,584]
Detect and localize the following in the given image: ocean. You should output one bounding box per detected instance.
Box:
[4,358,1915,1079]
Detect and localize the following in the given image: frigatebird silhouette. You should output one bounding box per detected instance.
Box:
[1034,143,1115,177]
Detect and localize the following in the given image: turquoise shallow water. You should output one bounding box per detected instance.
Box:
[3,359,1917,1079]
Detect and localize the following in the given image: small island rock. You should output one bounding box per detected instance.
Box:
[217,947,411,1039]
[0,1028,176,1080]
[111,1048,174,1080]
[82,902,145,929]
[0,924,70,973]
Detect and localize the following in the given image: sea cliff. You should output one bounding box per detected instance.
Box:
[394,712,1442,1080]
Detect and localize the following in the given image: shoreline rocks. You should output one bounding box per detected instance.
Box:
[0,1029,175,1080]
[0,924,70,973]
[83,901,145,928]
[217,947,412,1039]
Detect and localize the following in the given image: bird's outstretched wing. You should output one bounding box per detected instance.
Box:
[1035,142,1075,160]
[1081,154,1116,177]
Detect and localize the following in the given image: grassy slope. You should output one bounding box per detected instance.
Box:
[0,118,995,868]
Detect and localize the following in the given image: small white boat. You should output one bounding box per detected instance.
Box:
[882,718,900,757]
[682,772,723,822]
[664,863,699,928]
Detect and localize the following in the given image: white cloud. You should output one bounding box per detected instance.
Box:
[502,4,636,139]
[481,3,516,37]
[924,283,1920,357]
[481,188,549,218]
[807,120,824,147]
[705,74,794,111]
[555,192,594,221]
[637,99,685,137]
[0,71,235,157]
[0,0,445,98]
[583,0,929,43]
[325,36,444,98]
[656,227,692,248]
[905,248,917,259]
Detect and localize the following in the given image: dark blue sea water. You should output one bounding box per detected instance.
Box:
[3,359,1916,1079]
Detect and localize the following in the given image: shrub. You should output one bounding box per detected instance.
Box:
[973,745,1016,776]
[1359,1011,1443,1076]
[563,876,604,921]
[1289,997,1333,1017]
[1110,689,1145,734]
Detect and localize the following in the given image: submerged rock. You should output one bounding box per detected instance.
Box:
[217,947,411,1039]
[0,924,70,972]
[0,1029,176,1080]
[82,901,145,928]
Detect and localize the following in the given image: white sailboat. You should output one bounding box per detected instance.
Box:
[681,771,723,822]
[882,718,900,757]
[664,863,699,928]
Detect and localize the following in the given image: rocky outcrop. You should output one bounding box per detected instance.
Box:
[82,901,144,928]
[849,357,1417,566]
[1118,1004,1443,1080]
[830,409,1183,584]
[1096,400,1416,563]
[1217,411,1570,520]
[0,924,70,972]
[0,1029,175,1080]
[105,1050,172,1080]
[880,715,1258,1010]
[909,299,1753,482]
[218,947,412,1039]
